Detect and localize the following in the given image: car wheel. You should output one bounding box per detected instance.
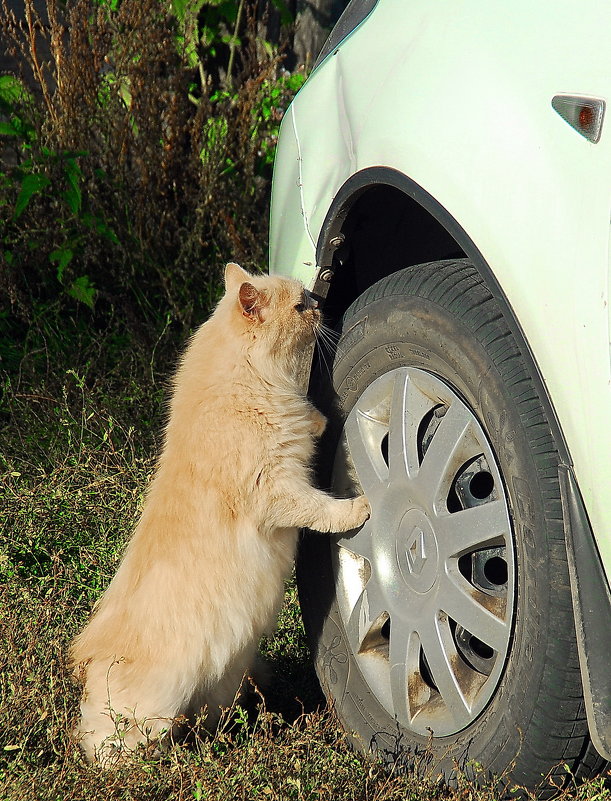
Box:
[300,259,606,791]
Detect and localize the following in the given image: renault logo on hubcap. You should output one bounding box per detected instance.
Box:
[406,527,427,575]
[396,509,439,593]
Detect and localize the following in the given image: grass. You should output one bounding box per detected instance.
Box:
[0,340,610,801]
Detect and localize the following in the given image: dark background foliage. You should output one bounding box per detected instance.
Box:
[0,0,347,392]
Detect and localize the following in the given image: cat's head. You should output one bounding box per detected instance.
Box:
[223,262,321,360]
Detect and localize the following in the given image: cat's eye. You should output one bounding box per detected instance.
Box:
[294,302,306,313]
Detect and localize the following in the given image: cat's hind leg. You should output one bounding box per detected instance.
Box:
[74,657,189,765]
[187,649,259,735]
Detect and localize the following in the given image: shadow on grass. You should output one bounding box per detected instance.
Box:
[260,649,325,724]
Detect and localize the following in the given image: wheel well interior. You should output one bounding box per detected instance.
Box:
[323,185,465,325]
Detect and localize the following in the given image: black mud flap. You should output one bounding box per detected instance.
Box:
[560,464,611,761]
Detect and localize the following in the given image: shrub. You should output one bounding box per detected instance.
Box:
[0,0,304,385]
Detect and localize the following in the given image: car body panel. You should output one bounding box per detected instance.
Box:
[270,0,611,587]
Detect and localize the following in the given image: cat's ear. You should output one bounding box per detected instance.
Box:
[224,262,251,292]
[238,282,265,320]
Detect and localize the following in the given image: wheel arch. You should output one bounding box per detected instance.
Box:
[311,166,568,461]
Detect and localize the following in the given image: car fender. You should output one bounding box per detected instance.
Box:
[270,0,611,586]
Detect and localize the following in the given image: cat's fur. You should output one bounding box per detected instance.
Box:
[69,262,370,765]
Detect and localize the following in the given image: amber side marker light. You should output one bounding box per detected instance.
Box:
[552,95,605,143]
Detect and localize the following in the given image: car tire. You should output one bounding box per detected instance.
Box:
[299,259,607,792]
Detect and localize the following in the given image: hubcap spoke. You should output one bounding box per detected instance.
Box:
[435,499,510,558]
[388,617,418,727]
[387,370,436,483]
[419,615,473,731]
[344,409,388,496]
[345,580,388,655]
[416,401,475,509]
[440,574,509,654]
[337,518,375,563]
[388,617,412,726]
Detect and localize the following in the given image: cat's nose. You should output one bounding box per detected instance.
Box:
[305,290,319,310]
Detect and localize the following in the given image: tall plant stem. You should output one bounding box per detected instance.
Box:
[24,0,58,126]
[226,0,245,91]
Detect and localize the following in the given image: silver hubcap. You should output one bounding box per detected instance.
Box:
[332,367,514,736]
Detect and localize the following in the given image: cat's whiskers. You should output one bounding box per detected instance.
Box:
[314,322,338,381]
[317,321,339,346]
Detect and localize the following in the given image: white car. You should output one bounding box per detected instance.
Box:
[269,0,611,792]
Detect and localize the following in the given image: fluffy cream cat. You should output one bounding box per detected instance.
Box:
[70,262,370,764]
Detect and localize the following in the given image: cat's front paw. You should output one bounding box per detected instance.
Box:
[348,495,371,529]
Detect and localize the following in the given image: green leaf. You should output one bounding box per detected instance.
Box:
[269,0,293,25]
[67,275,96,308]
[100,223,119,245]
[220,33,241,48]
[82,212,119,245]
[0,77,36,143]
[0,121,20,137]
[173,0,208,65]
[62,158,82,215]
[50,247,74,282]
[0,75,33,109]
[286,73,307,92]
[171,0,186,20]
[217,0,238,23]
[260,38,274,59]
[93,0,120,9]
[171,0,206,23]
[210,89,233,104]
[180,34,201,69]
[13,173,51,220]
[200,24,216,48]
[199,116,229,165]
